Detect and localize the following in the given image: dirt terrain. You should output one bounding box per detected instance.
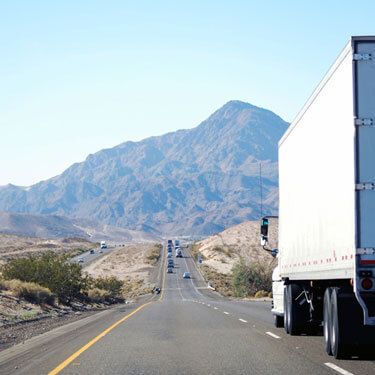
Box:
[0,234,95,265]
[83,242,162,298]
[194,218,278,275]
[0,289,109,351]
[0,239,162,351]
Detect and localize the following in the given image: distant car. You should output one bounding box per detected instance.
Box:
[167,253,172,258]
[168,261,174,268]
[182,272,190,279]
[90,249,95,254]
[99,249,103,253]
[154,287,161,294]
[100,241,107,249]
[78,258,84,263]
[167,267,173,273]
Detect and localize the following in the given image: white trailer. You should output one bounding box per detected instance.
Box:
[261,36,375,358]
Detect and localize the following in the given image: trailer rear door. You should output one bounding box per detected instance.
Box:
[354,37,375,325]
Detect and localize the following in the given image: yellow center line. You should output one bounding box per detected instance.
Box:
[48,302,151,375]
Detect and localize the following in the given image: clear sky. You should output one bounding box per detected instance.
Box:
[1,0,375,186]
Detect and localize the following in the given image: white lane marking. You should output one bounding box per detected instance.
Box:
[265,331,281,339]
[223,311,229,315]
[239,319,247,323]
[324,363,354,375]
[214,307,218,310]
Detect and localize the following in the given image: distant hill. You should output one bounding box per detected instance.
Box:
[0,212,158,242]
[0,100,288,235]
[192,218,278,296]
[194,218,278,275]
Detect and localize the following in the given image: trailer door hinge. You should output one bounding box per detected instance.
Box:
[356,183,375,190]
[355,118,373,126]
[353,53,372,61]
[357,248,375,255]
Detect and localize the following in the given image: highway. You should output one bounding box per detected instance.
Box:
[71,246,111,266]
[1,245,375,374]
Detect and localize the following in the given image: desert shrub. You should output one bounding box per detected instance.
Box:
[121,277,148,298]
[1,251,86,303]
[254,290,269,298]
[200,265,233,297]
[87,288,111,303]
[232,261,272,297]
[0,278,55,305]
[212,245,232,258]
[93,276,123,298]
[145,244,162,265]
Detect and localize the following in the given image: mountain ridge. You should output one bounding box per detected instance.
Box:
[0,100,288,235]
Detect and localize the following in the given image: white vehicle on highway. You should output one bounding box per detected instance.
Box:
[262,36,375,359]
[100,241,107,249]
[182,272,190,279]
[77,257,84,263]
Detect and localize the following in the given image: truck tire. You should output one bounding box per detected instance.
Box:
[323,288,332,356]
[274,314,284,328]
[330,287,349,359]
[286,283,309,335]
[284,287,290,333]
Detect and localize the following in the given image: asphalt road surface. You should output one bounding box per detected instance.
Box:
[1,245,375,375]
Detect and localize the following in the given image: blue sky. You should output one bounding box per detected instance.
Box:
[1,1,375,185]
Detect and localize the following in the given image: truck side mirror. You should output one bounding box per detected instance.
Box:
[260,217,269,245]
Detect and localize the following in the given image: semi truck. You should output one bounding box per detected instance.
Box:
[261,36,375,359]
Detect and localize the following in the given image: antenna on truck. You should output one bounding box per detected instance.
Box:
[259,162,263,218]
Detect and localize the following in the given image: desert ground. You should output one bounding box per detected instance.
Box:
[194,218,278,275]
[83,242,162,298]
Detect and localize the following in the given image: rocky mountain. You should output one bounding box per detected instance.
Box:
[0,101,288,235]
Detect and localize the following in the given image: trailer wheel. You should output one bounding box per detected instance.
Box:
[274,314,284,328]
[286,284,309,335]
[323,288,332,356]
[330,287,349,359]
[284,287,290,333]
